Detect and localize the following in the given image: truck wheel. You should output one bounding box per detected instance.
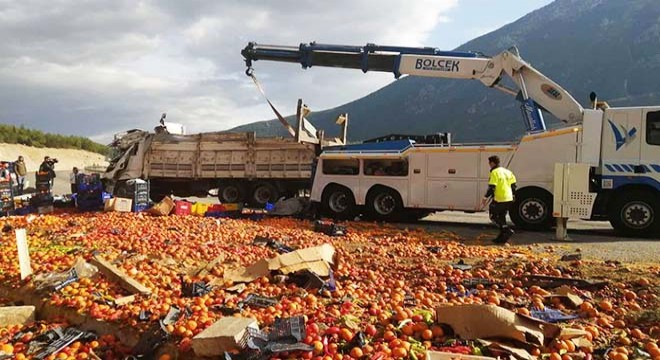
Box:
[113,181,129,198]
[608,190,658,237]
[250,182,279,207]
[218,182,245,204]
[510,188,553,230]
[321,185,356,220]
[366,187,403,221]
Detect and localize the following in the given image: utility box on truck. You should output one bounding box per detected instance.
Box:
[553,163,597,219]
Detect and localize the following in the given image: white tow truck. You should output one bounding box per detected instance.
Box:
[242,42,660,236]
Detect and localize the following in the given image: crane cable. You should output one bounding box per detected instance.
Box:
[245,67,296,137]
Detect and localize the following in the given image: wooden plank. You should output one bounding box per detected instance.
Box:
[90,256,152,296]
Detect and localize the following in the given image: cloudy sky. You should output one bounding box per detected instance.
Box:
[0,0,552,142]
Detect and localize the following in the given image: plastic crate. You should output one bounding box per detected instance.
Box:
[174,200,191,216]
[135,191,150,203]
[192,202,210,216]
[76,198,103,211]
[269,316,306,342]
[204,211,229,218]
[133,202,149,212]
[14,207,33,215]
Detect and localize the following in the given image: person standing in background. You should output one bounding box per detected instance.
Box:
[14,156,27,195]
[39,156,56,190]
[70,167,79,194]
[481,155,517,244]
[0,163,10,181]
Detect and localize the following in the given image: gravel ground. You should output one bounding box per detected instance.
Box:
[416,211,660,264]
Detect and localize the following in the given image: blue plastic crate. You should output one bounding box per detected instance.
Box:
[14,207,33,215]
[133,203,149,212]
[204,211,229,218]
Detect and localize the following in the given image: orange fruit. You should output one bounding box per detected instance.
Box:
[0,344,13,354]
[614,347,629,355]
[431,325,444,338]
[631,328,646,339]
[392,347,408,359]
[549,352,562,360]
[421,329,433,340]
[580,302,594,312]
[350,347,364,359]
[158,355,172,360]
[383,330,396,341]
[611,352,629,360]
[313,341,324,355]
[401,324,414,336]
[599,300,613,312]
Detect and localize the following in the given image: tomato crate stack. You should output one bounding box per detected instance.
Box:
[0,179,13,215]
[125,179,150,212]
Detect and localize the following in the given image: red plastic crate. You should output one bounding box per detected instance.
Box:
[207,204,226,213]
[174,200,192,216]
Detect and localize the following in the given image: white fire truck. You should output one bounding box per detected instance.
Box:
[242,42,660,236]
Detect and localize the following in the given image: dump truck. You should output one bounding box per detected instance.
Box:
[102,100,348,206]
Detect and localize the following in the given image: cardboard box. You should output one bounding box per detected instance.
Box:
[222,244,336,284]
[192,317,258,356]
[104,198,133,212]
[0,306,36,327]
[436,304,560,347]
[148,196,175,216]
[268,243,335,276]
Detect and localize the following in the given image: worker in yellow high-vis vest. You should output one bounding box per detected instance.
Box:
[482,155,517,244]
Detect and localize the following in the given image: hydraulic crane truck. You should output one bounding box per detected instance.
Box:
[241,42,660,236]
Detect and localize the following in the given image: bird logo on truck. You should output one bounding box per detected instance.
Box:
[608,119,637,151]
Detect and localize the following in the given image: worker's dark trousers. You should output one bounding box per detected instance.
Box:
[489,201,513,231]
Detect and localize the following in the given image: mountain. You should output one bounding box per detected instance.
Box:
[232,0,660,142]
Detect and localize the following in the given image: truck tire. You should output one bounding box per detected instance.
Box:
[250,182,279,207]
[321,185,356,220]
[510,188,553,230]
[218,181,245,204]
[113,181,129,198]
[366,187,403,221]
[608,190,659,237]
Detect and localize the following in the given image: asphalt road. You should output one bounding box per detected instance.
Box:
[418,211,659,264]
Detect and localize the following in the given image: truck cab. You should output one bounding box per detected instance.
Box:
[591,107,660,234]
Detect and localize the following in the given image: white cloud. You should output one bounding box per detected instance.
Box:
[0,0,458,142]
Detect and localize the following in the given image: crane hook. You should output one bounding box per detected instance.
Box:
[245,67,254,77]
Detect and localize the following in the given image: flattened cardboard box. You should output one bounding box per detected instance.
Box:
[268,243,335,276]
[222,244,336,284]
[436,304,560,347]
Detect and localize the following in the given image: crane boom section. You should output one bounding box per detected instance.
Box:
[242,42,584,127]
